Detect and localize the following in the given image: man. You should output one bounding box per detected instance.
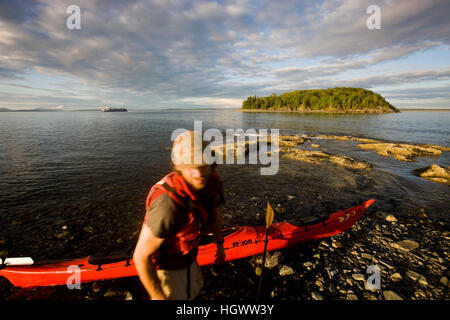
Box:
[133,130,225,300]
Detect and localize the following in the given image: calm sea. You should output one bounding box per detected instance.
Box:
[0,109,449,258]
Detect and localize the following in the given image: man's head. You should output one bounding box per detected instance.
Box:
[171,130,212,190]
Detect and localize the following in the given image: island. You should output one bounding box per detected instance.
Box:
[242,87,399,113]
[100,107,127,112]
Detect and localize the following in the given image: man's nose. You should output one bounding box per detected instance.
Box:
[191,168,202,177]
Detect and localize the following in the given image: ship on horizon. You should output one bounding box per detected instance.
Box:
[100,106,127,112]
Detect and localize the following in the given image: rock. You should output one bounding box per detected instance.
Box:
[367,293,378,300]
[278,135,305,147]
[56,230,70,239]
[346,293,359,300]
[326,267,337,279]
[413,290,427,299]
[281,148,372,169]
[406,270,428,286]
[413,164,450,186]
[266,251,284,268]
[328,283,336,294]
[315,279,324,287]
[311,292,324,300]
[319,240,329,248]
[358,142,443,162]
[331,240,343,249]
[385,214,398,223]
[124,291,133,300]
[103,288,127,299]
[303,261,313,268]
[378,260,395,269]
[279,265,294,276]
[251,251,284,269]
[390,273,403,282]
[361,253,373,260]
[383,291,403,300]
[315,134,379,144]
[440,276,449,287]
[391,240,419,252]
[352,273,365,282]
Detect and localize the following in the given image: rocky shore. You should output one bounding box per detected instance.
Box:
[413,165,450,186]
[199,208,449,300]
[1,133,449,301]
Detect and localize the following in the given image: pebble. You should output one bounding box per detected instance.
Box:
[331,240,343,249]
[346,293,358,300]
[311,292,324,300]
[352,273,365,282]
[405,270,428,286]
[328,283,336,294]
[325,267,337,279]
[279,265,294,276]
[390,240,419,252]
[251,251,284,269]
[378,259,395,269]
[383,291,403,300]
[361,253,373,260]
[125,291,133,300]
[414,290,427,299]
[440,276,449,287]
[390,273,403,282]
[385,214,398,223]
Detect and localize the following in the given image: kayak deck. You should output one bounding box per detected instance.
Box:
[0,199,374,288]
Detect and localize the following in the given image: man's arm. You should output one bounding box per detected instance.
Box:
[133,225,166,300]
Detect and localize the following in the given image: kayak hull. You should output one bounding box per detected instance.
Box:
[0,199,374,288]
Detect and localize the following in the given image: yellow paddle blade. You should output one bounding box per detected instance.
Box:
[266,202,274,228]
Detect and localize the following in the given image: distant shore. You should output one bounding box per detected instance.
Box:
[240,108,398,114]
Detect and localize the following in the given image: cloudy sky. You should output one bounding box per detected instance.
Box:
[1,0,449,110]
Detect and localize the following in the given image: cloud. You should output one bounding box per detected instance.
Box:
[0,0,449,109]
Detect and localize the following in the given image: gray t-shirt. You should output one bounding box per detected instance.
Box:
[145,190,225,239]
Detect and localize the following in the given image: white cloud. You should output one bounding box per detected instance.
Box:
[0,0,449,109]
[177,97,242,108]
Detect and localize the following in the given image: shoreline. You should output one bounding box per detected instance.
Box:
[1,133,449,301]
[4,161,448,300]
[0,131,450,302]
[240,108,398,114]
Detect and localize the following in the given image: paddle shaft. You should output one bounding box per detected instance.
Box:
[257,227,270,298]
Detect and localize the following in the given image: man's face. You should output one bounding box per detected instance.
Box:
[180,165,212,190]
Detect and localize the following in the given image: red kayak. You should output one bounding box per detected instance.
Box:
[0,199,374,288]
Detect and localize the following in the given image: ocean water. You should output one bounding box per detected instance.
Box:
[0,109,449,258]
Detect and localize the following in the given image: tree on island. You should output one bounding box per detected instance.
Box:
[242,87,399,113]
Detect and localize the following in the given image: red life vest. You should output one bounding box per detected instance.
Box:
[144,171,223,270]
